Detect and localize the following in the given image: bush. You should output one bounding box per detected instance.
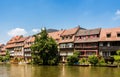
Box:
[114,56,120,65]
[67,55,79,65]
[114,50,120,67]
[80,58,88,65]
[116,50,120,55]
[88,55,98,65]
[0,56,3,62]
[98,57,106,65]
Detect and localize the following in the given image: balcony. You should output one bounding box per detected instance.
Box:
[75,46,98,48]
[24,49,31,52]
[60,46,74,49]
[0,52,6,56]
[10,54,14,56]
[25,54,31,57]
[99,46,120,51]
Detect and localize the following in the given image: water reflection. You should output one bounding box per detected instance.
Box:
[0,64,120,77]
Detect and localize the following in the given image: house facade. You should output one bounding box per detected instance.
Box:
[24,36,35,61]
[3,27,120,62]
[99,27,120,58]
[14,36,28,59]
[59,27,80,62]
[0,44,6,56]
[6,36,29,59]
[75,28,101,57]
[6,36,22,58]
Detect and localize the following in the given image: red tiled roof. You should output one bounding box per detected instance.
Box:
[0,44,4,47]
[25,36,35,43]
[61,27,80,36]
[100,27,120,41]
[6,35,27,48]
[7,36,22,44]
[24,36,35,48]
[76,28,101,36]
[6,44,15,48]
[16,37,28,42]
[48,30,64,43]
[59,36,75,43]
[75,28,101,43]
[59,27,80,43]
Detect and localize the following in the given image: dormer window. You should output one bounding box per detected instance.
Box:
[62,37,64,40]
[117,33,120,37]
[88,36,90,38]
[66,36,68,39]
[70,36,72,39]
[79,36,81,39]
[106,33,111,38]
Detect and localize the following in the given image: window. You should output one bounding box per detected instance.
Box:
[70,36,72,39]
[60,44,66,48]
[66,36,68,39]
[106,33,111,38]
[62,37,64,40]
[117,33,120,37]
[79,36,81,39]
[88,36,90,38]
[67,43,73,48]
[99,43,103,46]
[97,34,99,37]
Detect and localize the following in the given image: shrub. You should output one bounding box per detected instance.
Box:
[80,58,87,64]
[98,57,106,65]
[67,55,79,65]
[114,50,120,67]
[88,55,98,65]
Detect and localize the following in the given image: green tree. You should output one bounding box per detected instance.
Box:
[88,55,98,65]
[4,50,10,61]
[114,50,120,67]
[116,50,120,55]
[31,28,59,65]
[67,51,80,65]
[0,56,3,62]
[98,57,106,65]
[0,50,10,62]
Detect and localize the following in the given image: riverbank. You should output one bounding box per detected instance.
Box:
[0,61,119,68]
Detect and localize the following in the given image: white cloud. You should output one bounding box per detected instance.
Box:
[32,29,41,33]
[115,9,120,15]
[113,9,120,20]
[8,28,27,36]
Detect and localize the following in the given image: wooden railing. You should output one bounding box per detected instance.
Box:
[99,46,120,51]
[75,46,98,48]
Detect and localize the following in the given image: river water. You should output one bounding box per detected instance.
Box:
[0,64,120,77]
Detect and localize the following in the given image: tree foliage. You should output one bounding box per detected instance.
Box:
[88,55,98,65]
[116,50,120,55]
[0,56,3,62]
[114,50,120,67]
[80,58,88,65]
[4,50,10,61]
[0,50,10,62]
[67,51,80,65]
[31,28,59,65]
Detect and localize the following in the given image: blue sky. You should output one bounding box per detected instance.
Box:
[0,0,120,43]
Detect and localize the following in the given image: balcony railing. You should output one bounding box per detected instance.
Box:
[0,52,6,55]
[25,54,31,56]
[60,46,74,49]
[75,46,98,48]
[99,46,120,51]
